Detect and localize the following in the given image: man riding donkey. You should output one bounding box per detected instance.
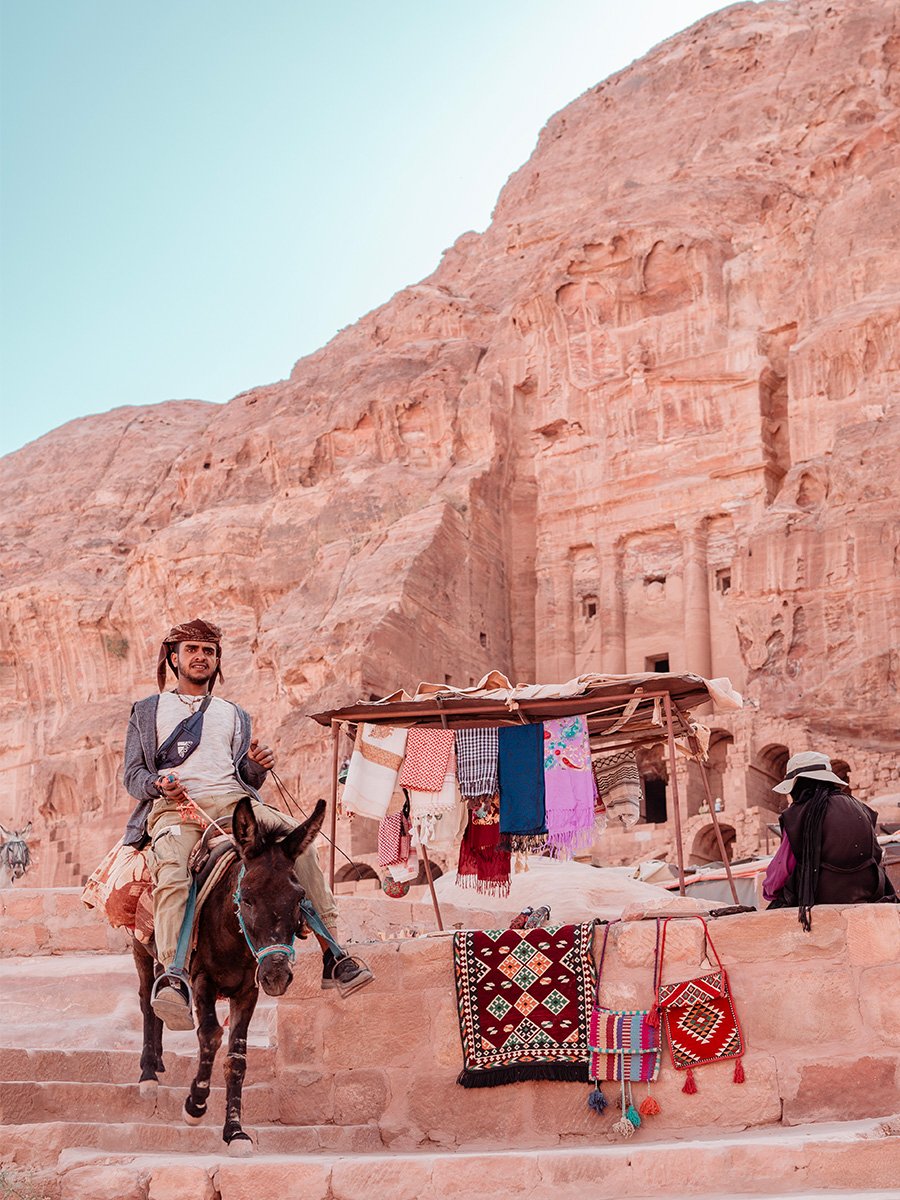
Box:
[122,617,372,1030]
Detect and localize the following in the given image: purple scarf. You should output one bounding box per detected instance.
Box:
[543,716,596,859]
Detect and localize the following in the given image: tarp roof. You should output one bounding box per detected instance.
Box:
[309,671,741,747]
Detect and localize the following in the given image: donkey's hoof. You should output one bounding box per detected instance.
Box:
[138,1079,158,1101]
[183,1102,206,1126]
[226,1135,254,1157]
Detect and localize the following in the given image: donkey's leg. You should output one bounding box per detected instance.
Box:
[183,972,221,1125]
[132,939,164,1099]
[222,980,259,1154]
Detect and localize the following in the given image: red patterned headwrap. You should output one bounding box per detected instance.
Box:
[156,618,224,692]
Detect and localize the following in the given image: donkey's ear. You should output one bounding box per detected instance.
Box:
[21,822,32,837]
[232,796,262,858]
[0,824,10,839]
[279,799,326,862]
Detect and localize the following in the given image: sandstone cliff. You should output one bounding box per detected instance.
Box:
[2,0,899,883]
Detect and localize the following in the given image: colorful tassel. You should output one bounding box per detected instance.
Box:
[639,1094,661,1117]
[682,1067,698,1095]
[587,1084,608,1114]
[625,1104,641,1128]
[647,1003,660,1029]
[611,1116,636,1139]
[733,1058,745,1084]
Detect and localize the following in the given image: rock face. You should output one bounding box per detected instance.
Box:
[2,0,899,883]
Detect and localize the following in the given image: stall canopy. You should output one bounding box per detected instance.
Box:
[309,671,744,924]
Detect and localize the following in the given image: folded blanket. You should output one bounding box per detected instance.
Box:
[594,750,641,828]
[408,746,462,846]
[498,723,547,855]
[341,724,409,821]
[455,727,499,799]
[543,716,596,859]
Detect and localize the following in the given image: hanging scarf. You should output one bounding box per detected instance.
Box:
[455,727,499,799]
[542,716,596,859]
[408,746,462,847]
[341,725,409,821]
[398,727,456,791]
[456,797,510,898]
[498,723,547,855]
[594,750,641,829]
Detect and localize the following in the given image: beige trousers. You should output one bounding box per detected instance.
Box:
[148,794,338,968]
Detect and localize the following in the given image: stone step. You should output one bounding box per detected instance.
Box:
[43,1118,900,1200]
[0,1078,280,1125]
[0,1119,384,1164]
[0,953,278,1049]
[0,1045,277,1086]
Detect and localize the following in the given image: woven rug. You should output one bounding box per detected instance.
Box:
[453,921,596,1087]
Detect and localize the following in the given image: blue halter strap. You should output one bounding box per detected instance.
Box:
[232,864,296,966]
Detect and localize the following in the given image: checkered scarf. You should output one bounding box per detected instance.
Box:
[455,728,499,799]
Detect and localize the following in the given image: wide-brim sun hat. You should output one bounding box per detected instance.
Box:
[772,750,847,795]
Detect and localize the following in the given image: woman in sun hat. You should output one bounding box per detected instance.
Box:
[764,751,895,930]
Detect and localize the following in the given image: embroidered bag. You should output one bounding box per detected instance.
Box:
[587,920,662,1133]
[655,915,746,1093]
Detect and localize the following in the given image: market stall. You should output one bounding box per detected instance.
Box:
[310,670,743,927]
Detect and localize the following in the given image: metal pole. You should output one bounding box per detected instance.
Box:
[329,720,340,891]
[663,692,687,896]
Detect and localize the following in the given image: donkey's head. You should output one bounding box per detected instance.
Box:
[231,797,326,996]
[0,822,32,882]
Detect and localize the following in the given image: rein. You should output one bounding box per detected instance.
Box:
[232,864,296,980]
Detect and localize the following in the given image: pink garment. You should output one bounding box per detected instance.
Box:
[542,716,597,859]
[763,832,797,901]
[398,728,455,791]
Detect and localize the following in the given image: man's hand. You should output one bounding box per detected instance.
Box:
[157,773,190,803]
[248,739,275,771]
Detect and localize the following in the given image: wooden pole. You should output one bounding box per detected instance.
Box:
[667,704,741,906]
[692,739,741,905]
[329,720,340,891]
[663,692,687,896]
[419,846,444,932]
[415,698,450,933]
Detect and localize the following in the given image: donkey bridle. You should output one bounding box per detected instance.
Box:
[232,865,296,970]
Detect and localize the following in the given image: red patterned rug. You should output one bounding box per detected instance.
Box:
[453,921,596,1087]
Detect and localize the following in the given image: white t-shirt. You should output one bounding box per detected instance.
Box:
[155,693,247,802]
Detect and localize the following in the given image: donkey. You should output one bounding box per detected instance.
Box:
[0,822,32,888]
[132,795,326,1154]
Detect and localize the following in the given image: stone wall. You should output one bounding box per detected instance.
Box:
[274,905,900,1146]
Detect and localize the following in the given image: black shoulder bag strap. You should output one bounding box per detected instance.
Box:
[155,694,213,772]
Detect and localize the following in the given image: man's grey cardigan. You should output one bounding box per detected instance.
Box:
[122,694,268,847]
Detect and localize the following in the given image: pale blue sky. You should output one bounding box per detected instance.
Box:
[0,0,730,457]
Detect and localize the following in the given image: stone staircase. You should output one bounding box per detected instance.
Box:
[0,892,898,1199]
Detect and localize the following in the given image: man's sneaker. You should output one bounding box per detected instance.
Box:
[321,950,374,998]
[150,972,195,1031]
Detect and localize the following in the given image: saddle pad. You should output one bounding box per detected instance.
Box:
[658,969,744,1071]
[453,921,596,1088]
[589,1007,660,1083]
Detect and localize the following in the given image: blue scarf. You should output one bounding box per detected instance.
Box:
[498,724,547,854]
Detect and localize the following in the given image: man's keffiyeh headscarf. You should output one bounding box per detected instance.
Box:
[156,618,224,691]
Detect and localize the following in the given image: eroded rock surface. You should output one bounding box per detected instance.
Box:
[2,0,899,882]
